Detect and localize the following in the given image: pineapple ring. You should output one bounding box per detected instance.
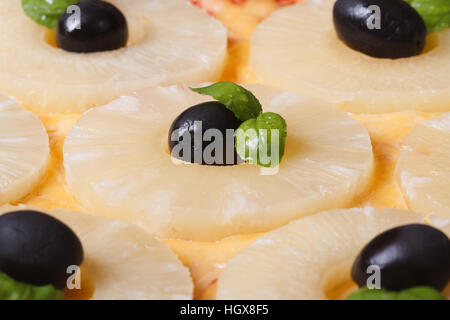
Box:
[63,84,374,241]
[396,113,450,219]
[0,0,227,113]
[0,205,193,300]
[216,207,450,300]
[0,96,49,205]
[251,0,450,113]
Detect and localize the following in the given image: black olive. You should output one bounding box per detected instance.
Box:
[168,101,243,166]
[333,0,427,58]
[56,0,128,53]
[351,224,450,291]
[0,210,84,289]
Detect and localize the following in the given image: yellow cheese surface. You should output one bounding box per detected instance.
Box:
[18,0,440,299]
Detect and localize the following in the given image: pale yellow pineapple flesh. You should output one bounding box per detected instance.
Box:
[0,0,227,113]
[63,84,374,241]
[251,0,450,113]
[0,97,49,205]
[396,112,450,219]
[0,205,193,300]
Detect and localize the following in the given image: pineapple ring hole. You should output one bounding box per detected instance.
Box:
[42,17,150,50]
[422,33,439,54]
[443,284,450,297]
[162,135,170,155]
[322,259,358,300]
[63,265,96,300]
[44,30,58,48]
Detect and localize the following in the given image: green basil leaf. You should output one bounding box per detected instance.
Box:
[397,286,446,300]
[0,272,64,300]
[346,286,446,300]
[235,112,287,168]
[191,82,263,121]
[404,0,450,33]
[22,0,79,29]
[346,287,399,300]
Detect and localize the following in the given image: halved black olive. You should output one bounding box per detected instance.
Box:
[333,0,427,58]
[351,224,450,291]
[168,101,243,166]
[56,0,128,53]
[0,210,84,289]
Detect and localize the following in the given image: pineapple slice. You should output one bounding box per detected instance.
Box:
[0,205,193,300]
[63,84,374,241]
[0,96,49,205]
[216,207,427,300]
[250,0,450,113]
[0,0,227,113]
[396,113,450,219]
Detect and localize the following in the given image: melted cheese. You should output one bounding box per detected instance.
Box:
[19,0,440,299]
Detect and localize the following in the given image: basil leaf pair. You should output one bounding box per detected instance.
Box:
[192,82,287,168]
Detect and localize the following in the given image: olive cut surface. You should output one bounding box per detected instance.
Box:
[56,0,128,53]
[0,210,84,289]
[351,224,450,291]
[333,0,427,58]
